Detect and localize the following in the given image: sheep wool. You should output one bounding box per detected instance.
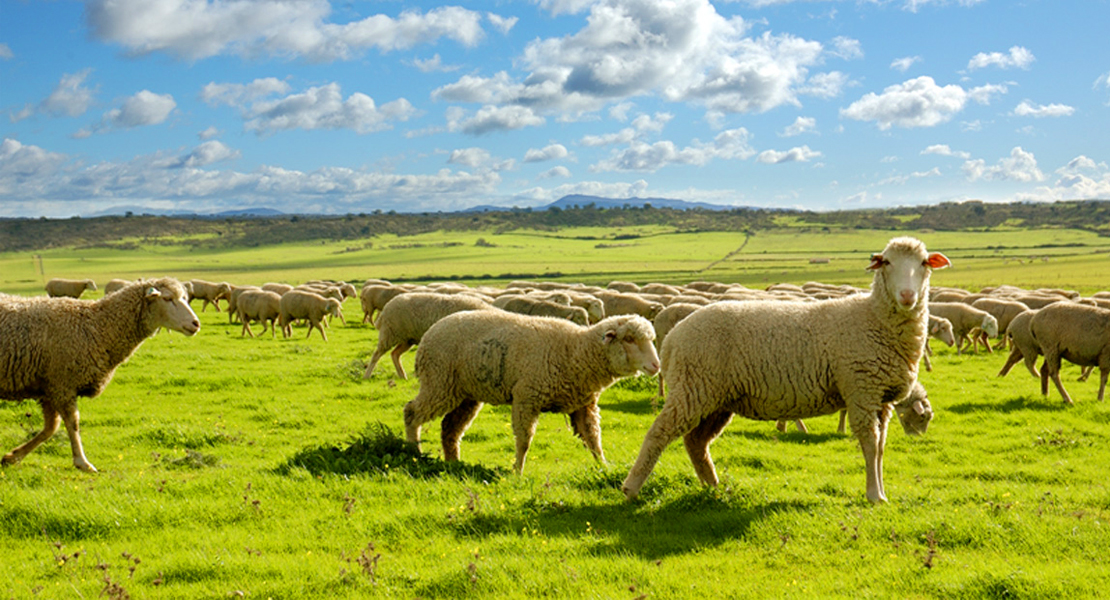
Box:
[622,236,950,505]
[1029,302,1110,403]
[45,278,97,299]
[403,311,661,474]
[1,278,200,471]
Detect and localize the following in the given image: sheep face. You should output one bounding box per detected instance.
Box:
[325,298,343,318]
[930,317,956,347]
[982,314,999,338]
[603,316,660,376]
[147,283,201,336]
[869,237,951,312]
[893,384,933,436]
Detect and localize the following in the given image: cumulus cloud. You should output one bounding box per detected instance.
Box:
[232,83,416,135]
[967,46,1035,71]
[77,90,176,136]
[446,105,545,135]
[524,144,570,162]
[876,167,942,186]
[829,36,863,60]
[86,0,490,62]
[411,54,460,73]
[0,138,68,193]
[580,112,673,147]
[198,126,221,140]
[841,76,1004,130]
[447,147,492,168]
[922,144,970,159]
[538,166,572,179]
[756,145,821,164]
[487,13,518,34]
[890,56,921,72]
[781,116,816,137]
[434,0,837,117]
[0,43,12,60]
[1018,156,1110,202]
[11,70,97,122]
[201,78,291,106]
[591,127,754,172]
[962,146,1044,182]
[161,140,241,169]
[1012,100,1075,118]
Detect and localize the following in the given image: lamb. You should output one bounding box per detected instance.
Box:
[103,279,130,295]
[493,295,589,325]
[1,278,200,471]
[927,302,998,355]
[278,290,343,341]
[45,278,97,299]
[403,312,660,474]
[621,237,950,504]
[236,290,282,338]
[997,310,1042,379]
[364,292,495,379]
[592,291,664,320]
[189,279,232,312]
[1029,302,1110,404]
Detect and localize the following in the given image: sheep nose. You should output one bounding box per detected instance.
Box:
[899,290,916,306]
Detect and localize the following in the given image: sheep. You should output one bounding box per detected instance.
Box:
[236,290,282,338]
[278,290,342,341]
[402,312,660,474]
[1029,302,1110,404]
[927,302,998,355]
[1,278,200,471]
[262,282,294,295]
[621,237,951,504]
[189,279,232,312]
[103,279,130,295]
[295,284,347,325]
[998,310,1042,379]
[970,298,1030,351]
[640,283,682,296]
[361,284,408,326]
[226,285,260,324]
[922,314,956,372]
[364,292,495,380]
[565,292,606,324]
[45,278,97,299]
[650,303,703,400]
[607,281,641,293]
[592,291,664,320]
[493,295,589,325]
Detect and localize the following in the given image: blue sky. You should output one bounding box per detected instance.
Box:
[1,0,1107,218]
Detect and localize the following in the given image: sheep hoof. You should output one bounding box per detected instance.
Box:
[75,461,98,473]
[1,453,19,466]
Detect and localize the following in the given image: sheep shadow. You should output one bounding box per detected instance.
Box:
[946,395,1069,415]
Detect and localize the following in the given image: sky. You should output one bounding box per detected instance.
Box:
[1,0,1108,218]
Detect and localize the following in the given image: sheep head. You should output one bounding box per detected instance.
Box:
[600,315,660,376]
[893,382,933,436]
[929,316,956,347]
[869,237,951,313]
[146,279,200,336]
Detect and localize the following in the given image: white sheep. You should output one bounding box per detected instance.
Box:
[651,303,703,401]
[403,312,660,474]
[103,279,130,295]
[998,310,1042,379]
[1,278,200,471]
[236,289,282,338]
[45,278,97,298]
[278,290,342,341]
[493,295,589,325]
[592,290,664,321]
[261,282,294,295]
[922,314,956,372]
[927,302,998,355]
[621,237,951,504]
[226,284,260,324]
[364,292,494,379]
[970,298,1029,352]
[189,279,232,312]
[360,284,408,326]
[1029,302,1110,404]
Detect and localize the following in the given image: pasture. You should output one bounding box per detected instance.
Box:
[1,225,1109,599]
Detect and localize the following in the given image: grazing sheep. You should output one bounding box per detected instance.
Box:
[592,291,664,320]
[493,295,589,325]
[1,278,200,471]
[641,283,682,296]
[189,279,232,312]
[998,310,1042,379]
[928,302,998,355]
[45,278,97,299]
[1009,294,1065,310]
[364,293,494,379]
[621,237,950,504]
[361,284,408,326]
[237,290,282,338]
[403,312,660,474]
[565,292,606,324]
[651,303,703,400]
[607,281,641,293]
[278,290,342,341]
[261,282,294,296]
[1029,303,1110,404]
[226,285,260,324]
[971,298,1030,351]
[922,314,956,372]
[103,279,130,295]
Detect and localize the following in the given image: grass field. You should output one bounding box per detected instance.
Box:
[2,226,1109,599]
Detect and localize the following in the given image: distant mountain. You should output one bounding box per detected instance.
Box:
[212,208,285,218]
[84,206,284,218]
[541,194,744,211]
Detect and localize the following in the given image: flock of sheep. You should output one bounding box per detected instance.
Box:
[3,236,1109,505]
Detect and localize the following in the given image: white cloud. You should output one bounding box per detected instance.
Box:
[81,90,176,135]
[1020,156,1110,202]
[198,126,221,140]
[0,43,12,60]
[524,144,570,163]
[242,83,416,135]
[86,0,489,62]
[841,76,979,130]
[890,56,921,72]
[0,138,68,196]
[11,70,97,122]
[877,167,942,186]
[447,105,545,135]
[967,46,1035,71]
[962,146,1044,182]
[580,112,672,147]
[538,166,572,179]
[1096,71,1110,104]
[781,116,816,137]
[487,13,518,34]
[591,127,754,172]
[162,141,241,169]
[903,0,986,13]
[829,36,863,60]
[756,145,821,164]
[1012,100,1075,118]
[202,78,291,106]
[447,147,492,168]
[967,83,1007,105]
[922,144,970,159]
[411,54,460,73]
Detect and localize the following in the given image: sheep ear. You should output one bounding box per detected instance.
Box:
[866,253,885,271]
[926,252,951,269]
[604,330,618,343]
[912,400,927,416]
[145,287,161,299]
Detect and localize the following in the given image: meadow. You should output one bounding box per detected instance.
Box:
[1,224,1109,599]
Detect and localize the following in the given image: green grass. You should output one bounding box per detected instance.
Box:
[2,226,1109,598]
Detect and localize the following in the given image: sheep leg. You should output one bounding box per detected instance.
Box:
[875,404,893,501]
[1023,351,1041,379]
[2,403,61,467]
[682,410,732,486]
[847,404,887,504]
[569,402,605,465]
[622,391,706,500]
[793,420,808,433]
[59,403,97,473]
[403,390,451,449]
[241,318,255,338]
[1077,366,1093,382]
[308,319,328,342]
[998,346,1024,377]
[364,344,388,379]
[1046,361,1074,405]
[440,399,483,462]
[922,351,932,372]
[511,403,542,475]
[390,343,412,380]
[837,410,847,435]
[1098,367,1108,402]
